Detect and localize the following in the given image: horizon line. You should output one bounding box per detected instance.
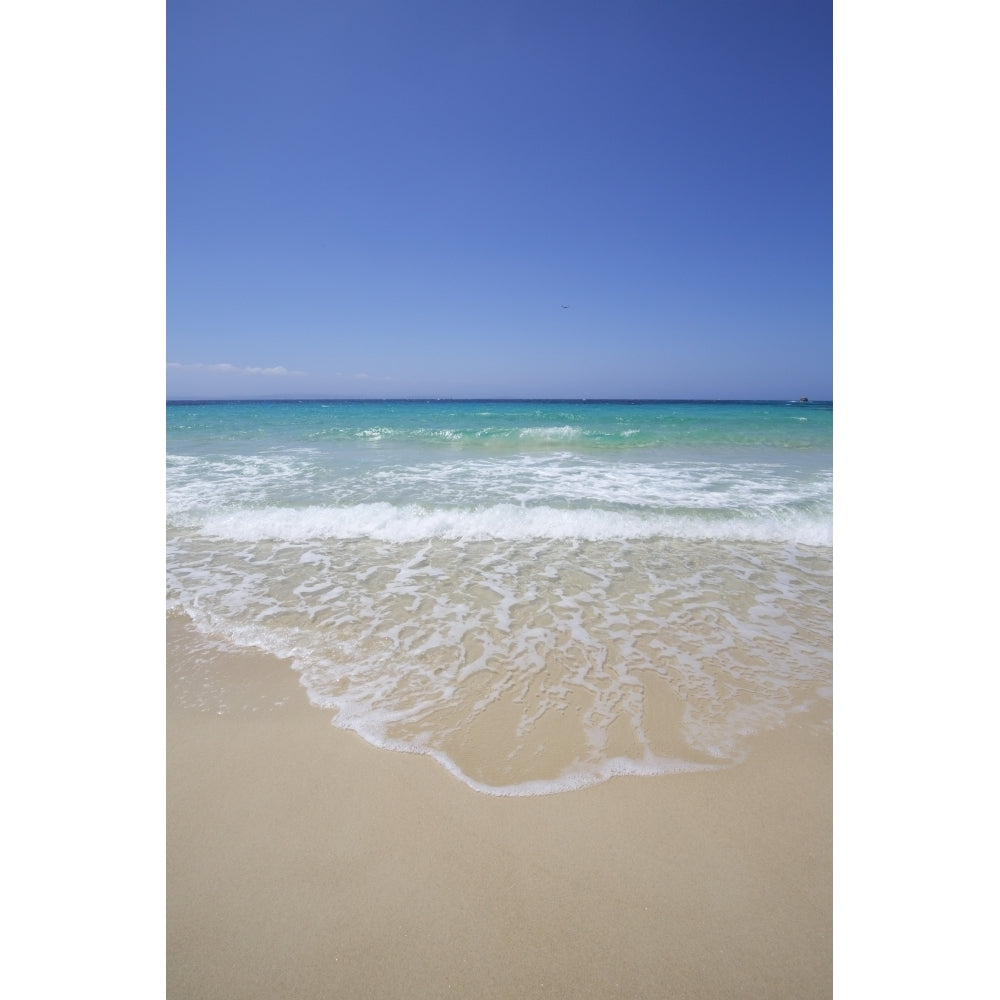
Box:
[167,396,832,404]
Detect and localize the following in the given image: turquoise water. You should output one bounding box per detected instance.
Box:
[167,398,831,452]
[167,400,832,794]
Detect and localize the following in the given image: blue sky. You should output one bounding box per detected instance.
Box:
[167,0,831,400]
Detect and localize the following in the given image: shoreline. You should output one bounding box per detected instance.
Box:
[167,618,831,999]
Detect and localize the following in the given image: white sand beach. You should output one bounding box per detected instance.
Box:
[167,617,831,1000]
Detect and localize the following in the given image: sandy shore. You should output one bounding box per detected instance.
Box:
[167,618,831,999]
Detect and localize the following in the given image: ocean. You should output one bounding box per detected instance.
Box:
[166,399,832,795]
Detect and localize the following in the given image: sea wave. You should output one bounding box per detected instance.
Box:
[198,501,832,546]
[167,529,832,794]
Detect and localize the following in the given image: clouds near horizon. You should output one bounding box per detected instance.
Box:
[167,362,305,376]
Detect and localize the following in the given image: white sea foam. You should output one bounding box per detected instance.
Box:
[167,525,832,794]
[198,502,831,546]
[167,401,832,794]
[518,425,581,439]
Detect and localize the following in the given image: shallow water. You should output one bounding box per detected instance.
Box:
[167,399,832,794]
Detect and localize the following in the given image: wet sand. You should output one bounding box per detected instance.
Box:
[167,619,831,999]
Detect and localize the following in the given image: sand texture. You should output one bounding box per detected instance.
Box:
[167,618,831,999]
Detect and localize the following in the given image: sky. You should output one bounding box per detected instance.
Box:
[167,0,831,400]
